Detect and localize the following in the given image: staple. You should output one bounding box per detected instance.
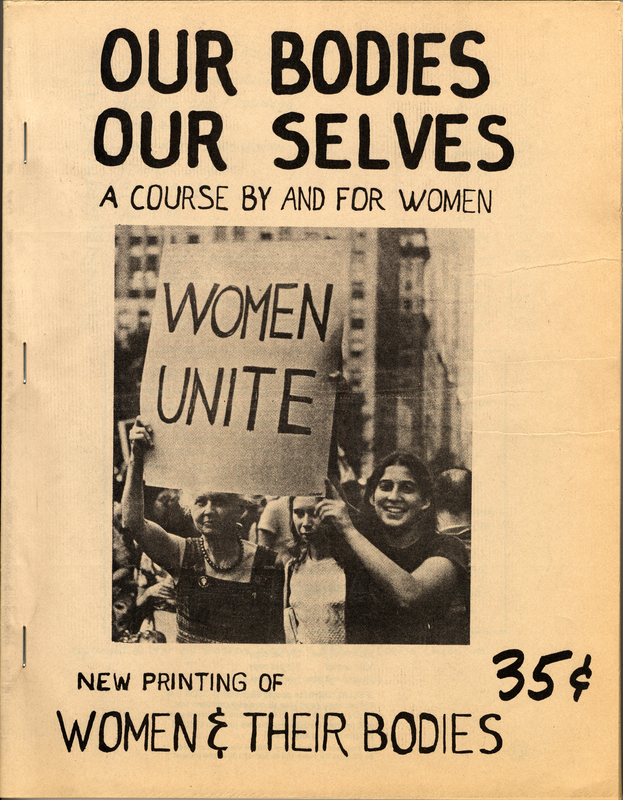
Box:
[22,626,26,667]
[23,122,27,164]
[23,342,27,384]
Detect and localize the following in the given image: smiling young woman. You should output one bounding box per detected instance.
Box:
[317,452,469,644]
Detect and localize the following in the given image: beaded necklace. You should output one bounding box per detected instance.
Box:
[200,535,244,572]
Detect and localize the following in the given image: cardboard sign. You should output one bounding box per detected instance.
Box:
[140,240,346,494]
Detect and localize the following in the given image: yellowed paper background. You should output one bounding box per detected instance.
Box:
[2,2,620,797]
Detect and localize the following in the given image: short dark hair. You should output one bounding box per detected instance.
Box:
[433,468,472,514]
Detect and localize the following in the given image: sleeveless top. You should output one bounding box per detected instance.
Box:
[285,556,346,644]
[345,525,469,645]
[176,539,285,644]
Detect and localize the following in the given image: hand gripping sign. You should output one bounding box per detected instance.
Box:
[140,239,346,495]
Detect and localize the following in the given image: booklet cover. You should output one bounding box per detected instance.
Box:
[2,2,620,797]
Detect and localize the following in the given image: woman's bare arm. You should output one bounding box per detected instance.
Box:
[121,417,184,577]
[317,495,457,611]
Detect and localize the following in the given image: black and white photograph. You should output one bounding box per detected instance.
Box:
[112,226,473,645]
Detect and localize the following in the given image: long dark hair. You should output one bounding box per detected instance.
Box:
[288,495,346,568]
[362,451,436,537]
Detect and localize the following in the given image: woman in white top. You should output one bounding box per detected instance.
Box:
[284,496,345,644]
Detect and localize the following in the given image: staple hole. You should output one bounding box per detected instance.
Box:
[23,342,27,384]
[23,122,27,164]
[23,626,26,667]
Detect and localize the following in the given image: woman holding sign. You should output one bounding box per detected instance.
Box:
[317,452,468,645]
[122,417,284,644]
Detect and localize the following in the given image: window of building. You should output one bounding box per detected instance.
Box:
[146,235,159,246]
[129,236,142,246]
[260,231,273,241]
[146,254,158,270]
[403,299,413,311]
[351,318,365,330]
[279,227,291,240]
[404,280,412,292]
[170,235,177,244]
[214,227,227,241]
[399,232,427,250]
[129,271,144,298]
[144,271,158,298]
[350,336,365,357]
[138,309,152,331]
[352,281,365,299]
[187,233,200,244]
[233,227,245,241]
[129,256,141,270]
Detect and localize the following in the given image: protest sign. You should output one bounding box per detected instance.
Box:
[140,239,346,494]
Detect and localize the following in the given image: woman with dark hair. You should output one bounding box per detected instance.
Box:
[317,452,468,644]
[284,496,346,644]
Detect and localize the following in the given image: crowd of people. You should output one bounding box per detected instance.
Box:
[113,417,472,645]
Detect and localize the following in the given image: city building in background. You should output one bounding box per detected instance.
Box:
[374,228,473,473]
[114,225,472,491]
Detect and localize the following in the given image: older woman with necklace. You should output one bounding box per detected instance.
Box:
[122,418,284,644]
